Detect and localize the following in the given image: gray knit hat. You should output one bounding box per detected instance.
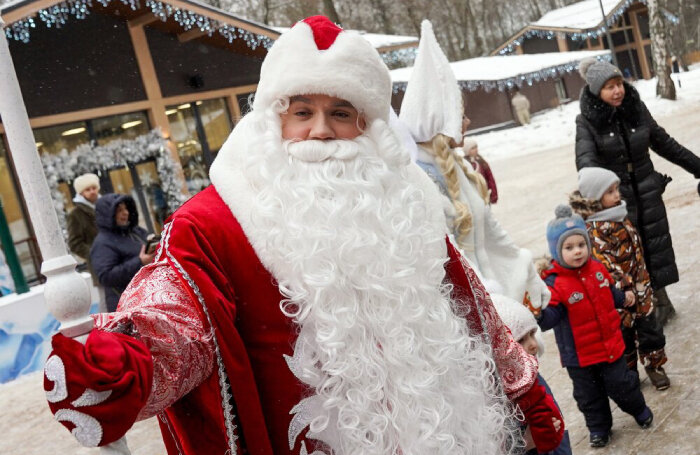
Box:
[579,57,623,96]
[578,167,620,201]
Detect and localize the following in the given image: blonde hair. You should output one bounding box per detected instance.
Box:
[423,134,489,245]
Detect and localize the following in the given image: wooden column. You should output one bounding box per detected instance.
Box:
[629,11,652,79]
[127,19,188,190]
[226,94,242,124]
[556,35,569,52]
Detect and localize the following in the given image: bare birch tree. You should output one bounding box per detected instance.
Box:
[648,0,676,99]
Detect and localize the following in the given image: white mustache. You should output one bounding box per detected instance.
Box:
[284,139,361,162]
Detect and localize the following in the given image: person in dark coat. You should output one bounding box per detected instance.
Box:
[575,58,700,325]
[67,173,100,282]
[462,137,498,204]
[90,194,154,312]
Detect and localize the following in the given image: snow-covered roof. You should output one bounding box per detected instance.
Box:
[533,0,620,30]
[271,26,417,50]
[356,32,417,49]
[392,50,609,83]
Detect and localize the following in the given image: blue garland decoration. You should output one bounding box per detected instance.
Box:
[498,0,680,55]
[392,53,612,94]
[4,0,274,50]
[380,47,418,67]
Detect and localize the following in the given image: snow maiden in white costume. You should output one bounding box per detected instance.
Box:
[398,20,550,312]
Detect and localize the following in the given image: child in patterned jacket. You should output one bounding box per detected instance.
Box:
[570,167,669,390]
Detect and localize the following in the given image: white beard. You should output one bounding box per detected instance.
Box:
[223,105,517,455]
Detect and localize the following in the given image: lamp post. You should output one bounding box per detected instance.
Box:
[598,0,621,68]
[0,16,130,455]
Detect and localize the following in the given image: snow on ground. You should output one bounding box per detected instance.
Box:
[0,64,697,455]
[474,65,700,162]
[489,99,700,454]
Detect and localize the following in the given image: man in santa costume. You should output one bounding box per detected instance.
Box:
[43,16,563,455]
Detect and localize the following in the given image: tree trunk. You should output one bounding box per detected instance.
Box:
[369,0,394,34]
[322,0,343,25]
[648,0,676,100]
[464,0,484,56]
[262,0,271,24]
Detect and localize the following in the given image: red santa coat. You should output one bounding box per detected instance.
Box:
[94,185,541,454]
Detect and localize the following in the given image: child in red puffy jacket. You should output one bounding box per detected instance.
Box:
[570,167,669,390]
[538,205,652,448]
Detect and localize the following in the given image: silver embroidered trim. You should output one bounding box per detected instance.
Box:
[300,441,327,455]
[288,397,314,450]
[55,409,103,447]
[162,221,238,454]
[71,388,112,408]
[45,355,68,403]
[159,413,184,455]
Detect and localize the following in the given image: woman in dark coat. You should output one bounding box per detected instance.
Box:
[90,194,154,312]
[575,58,700,325]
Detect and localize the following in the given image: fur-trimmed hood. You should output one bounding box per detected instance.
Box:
[579,82,642,130]
[569,190,602,220]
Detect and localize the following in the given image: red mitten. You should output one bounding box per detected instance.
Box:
[515,378,565,453]
[44,330,153,447]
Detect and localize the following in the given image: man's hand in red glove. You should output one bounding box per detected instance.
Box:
[515,377,565,453]
[44,330,153,447]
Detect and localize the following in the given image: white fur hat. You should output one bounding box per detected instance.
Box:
[462,137,478,152]
[491,293,545,357]
[578,167,620,201]
[252,16,392,123]
[73,173,100,194]
[399,20,463,143]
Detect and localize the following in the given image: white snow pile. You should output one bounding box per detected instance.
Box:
[534,0,621,30]
[473,64,700,162]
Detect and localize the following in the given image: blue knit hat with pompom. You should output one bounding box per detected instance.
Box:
[546,204,590,267]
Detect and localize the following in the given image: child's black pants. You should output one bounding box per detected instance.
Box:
[566,356,647,434]
[621,310,666,368]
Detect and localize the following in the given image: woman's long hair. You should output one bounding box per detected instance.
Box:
[423,134,489,245]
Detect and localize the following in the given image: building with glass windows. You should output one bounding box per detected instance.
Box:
[0,0,419,286]
[491,0,674,81]
[0,0,284,284]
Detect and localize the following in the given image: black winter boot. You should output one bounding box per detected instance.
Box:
[635,407,654,429]
[653,288,676,326]
[589,431,611,448]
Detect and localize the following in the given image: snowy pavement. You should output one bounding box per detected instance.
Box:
[489,80,700,454]
[0,73,698,454]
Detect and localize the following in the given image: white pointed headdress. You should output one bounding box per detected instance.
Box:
[398,20,463,143]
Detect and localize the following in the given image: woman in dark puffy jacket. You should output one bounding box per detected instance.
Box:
[575,58,700,325]
[90,194,154,312]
